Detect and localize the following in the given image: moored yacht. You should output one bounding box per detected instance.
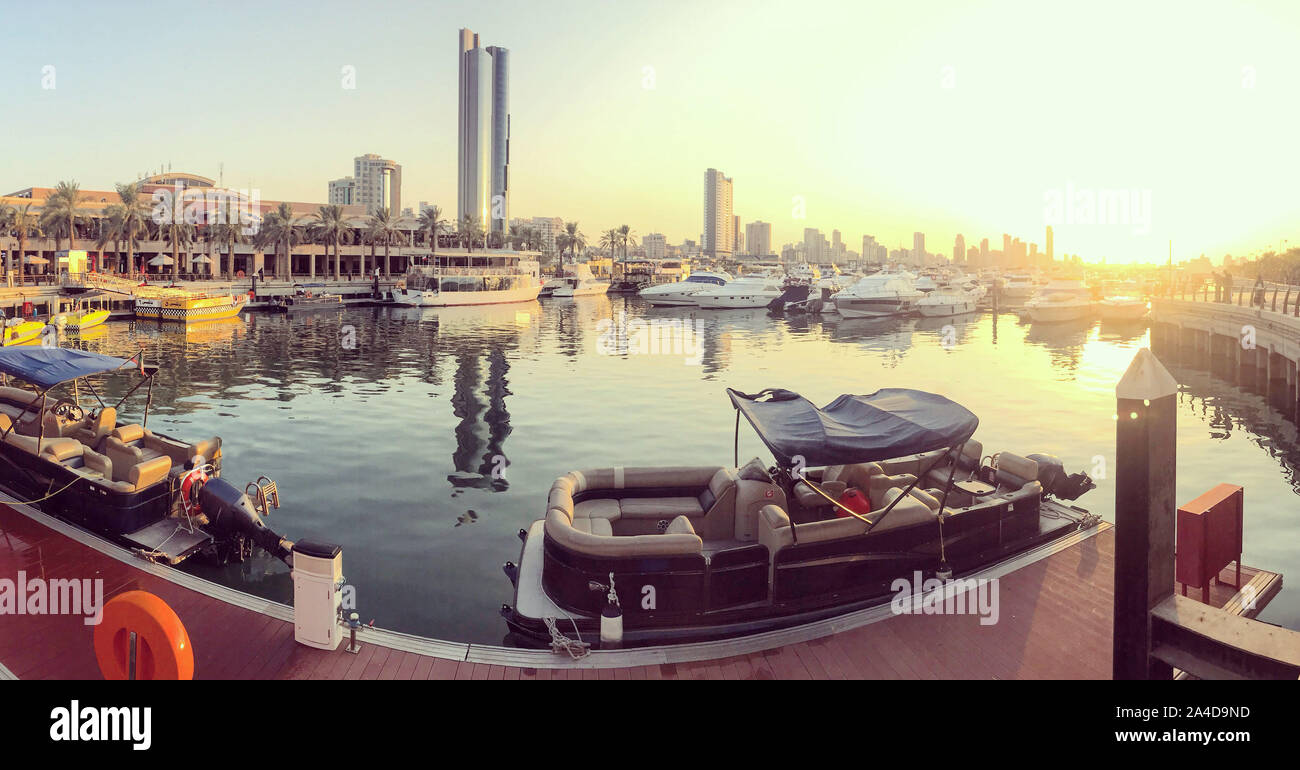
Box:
[502,386,1096,649]
[1025,279,1092,323]
[1000,273,1036,305]
[693,275,785,309]
[639,271,733,306]
[550,263,610,297]
[393,251,542,307]
[917,287,980,317]
[832,271,923,318]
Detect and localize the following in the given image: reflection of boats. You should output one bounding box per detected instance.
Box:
[833,272,922,318]
[135,292,248,322]
[639,271,732,306]
[276,291,343,315]
[393,252,543,307]
[0,347,296,566]
[504,386,1096,648]
[1026,280,1092,323]
[694,276,784,309]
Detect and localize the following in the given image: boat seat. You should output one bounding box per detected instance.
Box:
[924,440,984,486]
[618,497,705,519]
[993,453,1039,492]
[66,406,116,449]
[544,471,703,558]
[104,436,173,487]
[758,489,936,555]
[111,424,220,468]
[571,517,614,537]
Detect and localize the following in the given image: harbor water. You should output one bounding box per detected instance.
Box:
[63,298,1300,644]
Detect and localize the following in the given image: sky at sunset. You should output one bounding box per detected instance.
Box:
[3,0,1298,264]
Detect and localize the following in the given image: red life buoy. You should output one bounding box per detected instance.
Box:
[180,467,209,516]
[93,591,194,680]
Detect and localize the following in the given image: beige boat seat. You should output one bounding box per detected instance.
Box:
[66,406,117,448]
[924,440,984,486]
[111,424,220,469]
[544,470,703,558]
[993,453,1039,492]
[793,462,929,511]
[104,436,172,488]
[759,489,936,554]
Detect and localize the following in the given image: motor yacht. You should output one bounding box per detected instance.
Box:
[638,271,733,307]
[831,272,923,318]
[503,386,1096,648]
[694,275,785,309]
[1000,273,1036,305]
[551,264,610,297]
[917,287,980,317]
[1025,279,1092,323]
[393,252,543,307]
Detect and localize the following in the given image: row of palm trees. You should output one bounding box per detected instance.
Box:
[1,179,640,283]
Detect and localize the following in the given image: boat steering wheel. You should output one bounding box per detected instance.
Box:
[52,400,86,422]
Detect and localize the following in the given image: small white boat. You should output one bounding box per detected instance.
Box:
[1098,296,1148,321]
[693,276,784,309]
[1000,273,1036,305]
[917,288,979,317]
[1026,279,1092,323]
[639,271,733,306]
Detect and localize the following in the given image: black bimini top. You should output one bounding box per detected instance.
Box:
[0,347,133,390]
[727,387,979,468]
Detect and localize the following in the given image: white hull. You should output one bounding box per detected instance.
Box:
[1027,302,1091,323]
[917,301,978,317]
[642,289,704,306]
[391,284,542,307]
[1098,301,1148,321]
[695,293,780,309]
[835,298,911,319]
[553,283,610,297]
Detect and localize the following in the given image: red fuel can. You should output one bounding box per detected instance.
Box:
[837,488,872,519]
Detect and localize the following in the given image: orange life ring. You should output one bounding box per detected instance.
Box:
[93,591,194,680]
[180,467,209,514]
[305,291,313,298]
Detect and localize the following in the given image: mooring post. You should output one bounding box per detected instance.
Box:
[1113,348,1180,680]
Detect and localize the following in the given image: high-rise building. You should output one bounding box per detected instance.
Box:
[353,154,401,215]
[703,168,734,258]
[458,28,509,234]
[733,214,742,255]
[913,232,925,265]
[1045,225,1054,263]
[328,177,356,206]
[954,234,966,263]
[862,234,886,264]
[643,233,667,260]
[745,221,772,257]
[980,238,989,266]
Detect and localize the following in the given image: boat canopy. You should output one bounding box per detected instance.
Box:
[727,387,979,468]
[0,348,133,390]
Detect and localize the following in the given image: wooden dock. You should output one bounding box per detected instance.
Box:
[0,495,1281,680]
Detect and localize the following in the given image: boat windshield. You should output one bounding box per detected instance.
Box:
[686,274,727,285]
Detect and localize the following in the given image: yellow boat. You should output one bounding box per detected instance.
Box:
[53,308,110,332]
[135,292,248,323]
[1,320,47,347]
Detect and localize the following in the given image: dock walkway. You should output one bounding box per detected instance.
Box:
[0,493,1280,680]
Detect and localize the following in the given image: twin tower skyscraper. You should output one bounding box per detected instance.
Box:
[457,28,510,238]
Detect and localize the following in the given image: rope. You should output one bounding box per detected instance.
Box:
[10,474,82,505]
[543,616,591,659]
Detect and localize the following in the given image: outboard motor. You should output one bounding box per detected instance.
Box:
[767,284,810,313]
[198,477,294,563]
[1026,453,1096,501]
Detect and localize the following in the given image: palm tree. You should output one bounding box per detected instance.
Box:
[158,210,193,279]
[40,180,85,261]
[207,199,246,280]
[458,215,485,253]
[8,203,42,285]
[617,224,636,280]
[94,205,126,274]
[114,182,150,279]
[367,208,407,277]
[599,229,619,258]
[417,205,448,256]
[254,202,301,278]
[561,221,585,263]
[311,205,351,281]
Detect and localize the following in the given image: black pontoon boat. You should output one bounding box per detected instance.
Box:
[503,387,1096,649]
[0,347,294,565]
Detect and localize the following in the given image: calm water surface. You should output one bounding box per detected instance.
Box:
[65,298,1300,643]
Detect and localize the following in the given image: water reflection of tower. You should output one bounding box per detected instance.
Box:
[449,348,512,490]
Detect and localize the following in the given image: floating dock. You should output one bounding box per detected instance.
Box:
[0,493,1280,680]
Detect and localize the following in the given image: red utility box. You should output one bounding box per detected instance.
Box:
[1175,484,1243,603]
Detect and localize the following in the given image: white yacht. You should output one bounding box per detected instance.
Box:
[832,272,924,319]
[393,252,542,307]
[917,287,980,317]
[1025,279,1092,323]
[1098,282,1148,321]
[638,271,733,306]
[693,275,785,309]
[550,264,610,297]
[1000,273,1036,305]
